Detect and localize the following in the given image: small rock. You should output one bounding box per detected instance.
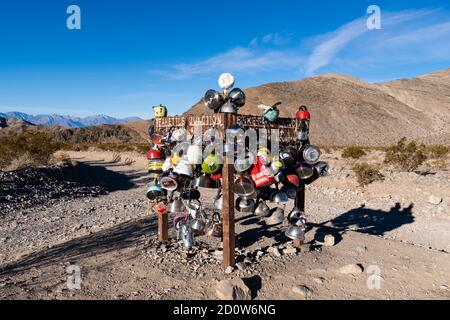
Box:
[283,248,297,255]
[225,266,234,274]
[440,285,448,290]
[323,235,335,247]
[428,195,443,205]
[216,279,252,300]
[292,285,312,297]
[339,264,364,275]
[236,262,245,271]
[271,247,282,257]
[313,277,325,285]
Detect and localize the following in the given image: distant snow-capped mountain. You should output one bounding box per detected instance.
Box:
[0,112,142,128]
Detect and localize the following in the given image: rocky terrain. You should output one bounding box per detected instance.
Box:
[0,150,449,300]
[0,165,108,215]
[187,69,450,146]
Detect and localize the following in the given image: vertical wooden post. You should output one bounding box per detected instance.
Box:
[222,113,236,268]
[158,213,169,243]
[293,184,306,248]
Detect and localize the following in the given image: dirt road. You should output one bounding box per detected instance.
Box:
[0,151,449,300]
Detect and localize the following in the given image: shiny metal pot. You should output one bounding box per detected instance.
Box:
[265,207,285,226]
[235,197,256,213]
[228,88,246,107]
[285,225,306,241]
[204,89,225,111]
[254,201,271,218]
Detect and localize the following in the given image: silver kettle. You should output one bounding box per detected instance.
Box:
[189,217,206,236]
[236,197,256,213]
[285,224,306,241]
[178,223,194,248]
[254,201,271,217]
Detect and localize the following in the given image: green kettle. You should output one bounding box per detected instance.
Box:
[202,154,223,174]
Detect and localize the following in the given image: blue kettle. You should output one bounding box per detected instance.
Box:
[263,102,282,123]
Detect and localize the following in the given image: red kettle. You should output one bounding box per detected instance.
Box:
[296,105,311,120]
[251,157,276,189]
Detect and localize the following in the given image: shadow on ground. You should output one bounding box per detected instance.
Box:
[0,216,157,277]
[68,162,145,192]
[237,202,415,248]
[329,202,415,236]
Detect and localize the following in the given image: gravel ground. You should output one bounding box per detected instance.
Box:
[0,150,449,300]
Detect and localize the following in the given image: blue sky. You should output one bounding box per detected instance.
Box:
[0,0,449,119]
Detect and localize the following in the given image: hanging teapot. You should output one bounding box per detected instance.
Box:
[204,89,225,112]
[202,154,223,175]
[186,199,201,218]
[189,216,206,236]
[146,185,165,201]
[265,207,285,226]
[295,162,315,180]
[236,197,256,213]
[205,213,223,238]
[168,198,186,213]
[173,157,194,177]
[187,144,203,165]
[250,157,276,189]
[296,105,311,120]
[178,223,194,248]
[254,200,271,218]
[263,102,281,123]
[314,161,329,177]
[228,88,246,107]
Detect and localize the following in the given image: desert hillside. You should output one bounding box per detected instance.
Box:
[187,69,450,146]
[0,120,148,144]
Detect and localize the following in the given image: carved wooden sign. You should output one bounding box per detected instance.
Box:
[154,114,298,142]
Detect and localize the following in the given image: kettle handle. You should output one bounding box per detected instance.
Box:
[212,212,221,223]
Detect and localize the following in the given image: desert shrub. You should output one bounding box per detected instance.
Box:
[342,146,367,159]
[384,138,427,172]
[123,157,136,166]
[425,145,449,159]
[0,132,63,170]
[428,159,447,170]
[353,162,384,187]
[63,142,150,154]
[136,143,151,154]
[111,153,122,163]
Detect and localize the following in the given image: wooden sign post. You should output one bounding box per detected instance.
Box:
[222,113,236,267]
[158,213,169,243]
[154,115,299,269]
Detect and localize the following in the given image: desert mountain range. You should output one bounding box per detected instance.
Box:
[1,69,449,146]
[187,68,450,146]
[0,112,142,128]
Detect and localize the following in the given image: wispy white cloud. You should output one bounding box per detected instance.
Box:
[261,32,293,46]
[152,8,450,81]
[304,9,439,75]
[152,47,305,80]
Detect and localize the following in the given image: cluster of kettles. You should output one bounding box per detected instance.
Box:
[145,74,329,248]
